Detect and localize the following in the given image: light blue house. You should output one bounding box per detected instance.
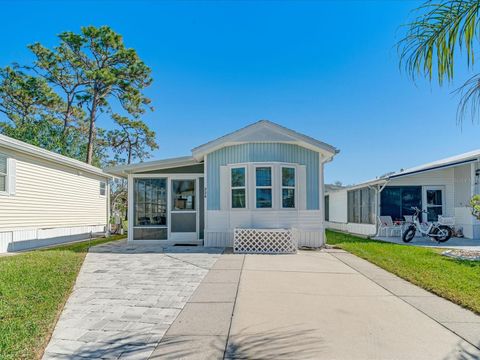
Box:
[109,120,338,248]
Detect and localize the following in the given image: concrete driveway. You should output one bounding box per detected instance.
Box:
[44,240,480,360]
[153,249,480,360]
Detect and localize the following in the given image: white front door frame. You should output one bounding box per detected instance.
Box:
[169,177,200,242]
[422,185,446,222]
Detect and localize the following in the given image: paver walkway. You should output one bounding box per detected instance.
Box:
[153,249,480,360]
[42,241,223,360]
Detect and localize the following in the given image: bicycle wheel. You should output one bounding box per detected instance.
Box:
[431,225,452,242]
[402,225,416,243]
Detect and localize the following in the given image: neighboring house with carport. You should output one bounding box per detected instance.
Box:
[325,150,480,239]
[0,134,112,253]
[107,120,338,248]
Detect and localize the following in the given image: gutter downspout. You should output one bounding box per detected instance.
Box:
[321,154,337,246]
[369,180,389,237]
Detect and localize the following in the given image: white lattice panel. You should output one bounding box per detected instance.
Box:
[233,228,297,254]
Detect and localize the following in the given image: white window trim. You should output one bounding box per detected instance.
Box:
[281,166,297,209]
[0,153,9,196]
[230,166,247,210]
[255,165,273,209]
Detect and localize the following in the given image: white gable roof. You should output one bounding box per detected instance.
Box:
[191,120,339,161]
[0,134,111,178]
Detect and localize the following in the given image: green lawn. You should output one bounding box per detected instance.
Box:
[0,235,126,360]
[326,230,480,315]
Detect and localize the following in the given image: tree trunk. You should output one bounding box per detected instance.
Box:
[86,93,98,164]
[127,144,132,165]
[63,95,73,136]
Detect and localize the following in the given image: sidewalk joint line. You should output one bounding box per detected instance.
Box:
[222,254,246,359]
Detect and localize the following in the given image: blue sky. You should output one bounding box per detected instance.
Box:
[1,0,479,184]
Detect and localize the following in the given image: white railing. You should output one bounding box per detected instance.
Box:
[233,228,297,254]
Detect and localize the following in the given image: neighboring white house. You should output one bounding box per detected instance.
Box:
[107,120,338,248]
[0,134,112,253]
[325,150,480,239]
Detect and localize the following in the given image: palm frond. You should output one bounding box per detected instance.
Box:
[398,0,480,85]
[455,73,480,123]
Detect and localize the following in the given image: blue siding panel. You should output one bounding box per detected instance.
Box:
[207,143,319,210]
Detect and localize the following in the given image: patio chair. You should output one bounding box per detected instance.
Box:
[377,216,402,237]
[403,215,414,223]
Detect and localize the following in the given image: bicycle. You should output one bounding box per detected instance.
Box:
[402,207,453,243]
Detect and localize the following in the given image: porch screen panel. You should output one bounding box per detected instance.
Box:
[347,187,375,224]
[347,191,354,223]
[171,213,196,232]
[134,178,167,240]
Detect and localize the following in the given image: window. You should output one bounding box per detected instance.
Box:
[0,154,6,192]
[426,188,443,222]
[282,167,295,208]
[256,167,272,208]
[325,195,330,221]
[380,186,421,222]
[172,180,195,210]
[347,187,375,224]
[100,181,106,196]
[231,167,246,208]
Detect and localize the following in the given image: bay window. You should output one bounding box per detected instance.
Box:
[228,163,300,210]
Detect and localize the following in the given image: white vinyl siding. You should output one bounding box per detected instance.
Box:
[0,147,108,230]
